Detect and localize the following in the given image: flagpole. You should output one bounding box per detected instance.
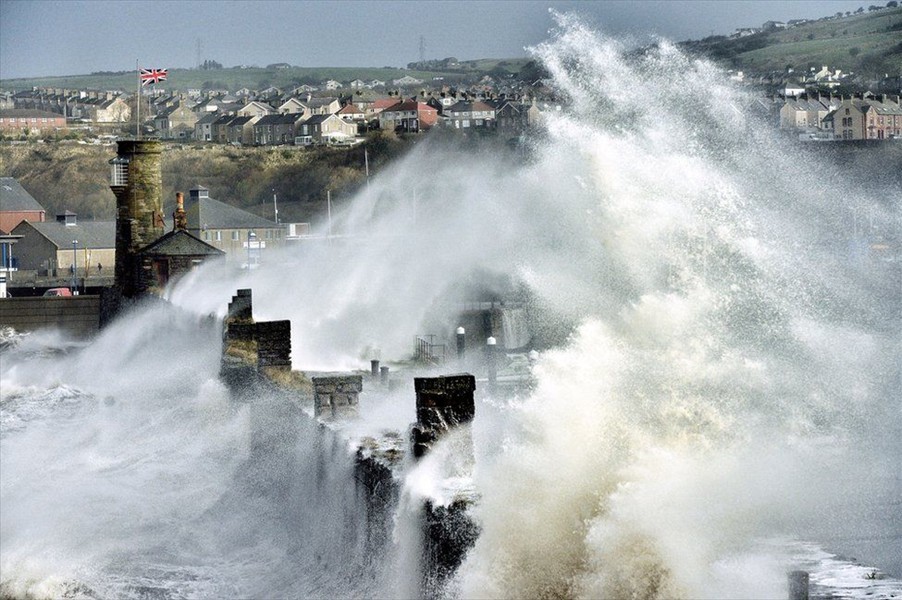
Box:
[136,59,140,140]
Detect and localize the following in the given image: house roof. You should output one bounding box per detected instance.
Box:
[306,97,339,108]
[0,177,45,212]
[18,219,115,249]
[255,113,301,126]
[178,191,278,230]
[382,100,435,113]
[866,101,902,116]
[372,98,399,110]
[447,100,495,113]
[138,229,225,257]
[304,114,340,125]
[0,109,65,119]
[227,115,254,127]
[196,112,220,125]
[337,104,364,115]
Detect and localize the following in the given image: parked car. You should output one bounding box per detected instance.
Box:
[43,288,72,297]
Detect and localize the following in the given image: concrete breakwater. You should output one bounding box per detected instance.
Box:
[219,288,479,597]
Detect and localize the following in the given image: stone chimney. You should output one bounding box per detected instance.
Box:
[173,192,188,231]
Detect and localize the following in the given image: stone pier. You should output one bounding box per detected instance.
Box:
[411,374,476,459]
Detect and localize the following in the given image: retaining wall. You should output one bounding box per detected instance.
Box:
[0,295,101,337]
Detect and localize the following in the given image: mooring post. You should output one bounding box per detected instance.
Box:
[371,359,380,379]
[486,336,497,394]
[788,570,809,600]
[380,365,389,385]
[456,326,466,360]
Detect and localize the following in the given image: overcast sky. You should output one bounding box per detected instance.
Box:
[0,0,876,79]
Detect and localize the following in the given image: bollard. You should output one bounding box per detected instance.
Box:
[380,365,389,385]
[788,571,809,600]
[371,359,380,379]
[486,336,497,394]
[456,326,466,360]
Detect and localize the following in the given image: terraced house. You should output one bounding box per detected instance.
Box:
[253,113,302,145]
[0,109,67,137]
[823,95,902,140]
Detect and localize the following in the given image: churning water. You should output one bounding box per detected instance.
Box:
[2,12,900,599]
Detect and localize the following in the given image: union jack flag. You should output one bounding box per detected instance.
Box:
[140,68,168,86]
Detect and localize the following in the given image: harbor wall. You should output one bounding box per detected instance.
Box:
[0,294,101,337]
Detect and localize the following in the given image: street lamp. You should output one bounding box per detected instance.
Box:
[486,336,497,394]
[71,240,78,294]
[247,230,256,269]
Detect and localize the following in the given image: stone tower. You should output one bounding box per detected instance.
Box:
[109,140,164,297]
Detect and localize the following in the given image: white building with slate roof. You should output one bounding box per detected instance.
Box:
[178,186,283,263]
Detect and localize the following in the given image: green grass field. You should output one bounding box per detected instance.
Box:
[707,7,902,74]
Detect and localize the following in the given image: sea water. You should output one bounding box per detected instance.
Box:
[3,12,901,599]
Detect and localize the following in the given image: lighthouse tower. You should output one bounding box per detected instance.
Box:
[109,140,164,297]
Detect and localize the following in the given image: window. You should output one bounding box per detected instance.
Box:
[204,231,209,241]
[215,231,222,242]
[231,231,239,241]
[109,157,129,186]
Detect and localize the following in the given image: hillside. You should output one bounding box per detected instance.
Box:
[0,60,531,94]
[681,7,902,78]
[0,133,411,225]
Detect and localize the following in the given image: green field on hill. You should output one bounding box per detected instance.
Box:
[683,7,902,75]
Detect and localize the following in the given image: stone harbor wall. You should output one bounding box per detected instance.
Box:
[422,498,481,598]
[255,320,291,368]
[227,288,253,321]
[217,288,479,598]
[312,375,363,420]
[0,295,101,337]
[411,374,476,458]
[221,288,291,376]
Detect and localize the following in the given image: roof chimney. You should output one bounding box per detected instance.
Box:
[56,211,77,226]
[173,192,188,231]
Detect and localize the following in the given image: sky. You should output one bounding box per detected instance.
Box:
[0,0,879,80]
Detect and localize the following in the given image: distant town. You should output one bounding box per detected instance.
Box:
[1,4,901,145]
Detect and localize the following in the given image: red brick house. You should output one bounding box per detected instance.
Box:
[377,101,438,133]
[0,109,67,137]
[0,177,46,233]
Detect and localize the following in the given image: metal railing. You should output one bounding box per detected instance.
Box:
[414,335,446,365]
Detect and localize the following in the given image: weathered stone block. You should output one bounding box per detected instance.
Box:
[412,374,475,458]
[312,375,362,420]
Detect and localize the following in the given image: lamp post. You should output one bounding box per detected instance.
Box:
[456,326,466,360]
[71,240,78,293]
[486,336,497,394]
[247,230,256,269]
